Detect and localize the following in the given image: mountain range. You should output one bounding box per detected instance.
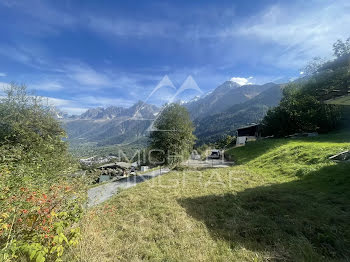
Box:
[192,83,283,144]
[61,101,159,147]
[184,81,277,120]
[77,101,158,120]
[59,80,284,153]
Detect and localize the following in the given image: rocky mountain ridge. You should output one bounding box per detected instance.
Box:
[59,80,284,149]
[184,81,277,120]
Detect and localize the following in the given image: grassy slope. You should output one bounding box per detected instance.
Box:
[71,131,350,262]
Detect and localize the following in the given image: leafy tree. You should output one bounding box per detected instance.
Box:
[195,143,210,158]
[333,37,350,58]
[261,84,341,137]
[0,83,72,181]
[302,37,350,76]
[149,103,195,166]
[302,57,327,76]
[216,135,236,149]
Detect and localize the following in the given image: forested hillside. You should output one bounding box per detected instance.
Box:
[185,81,277,120]
[261,52,350,137]
[194,84,282,144]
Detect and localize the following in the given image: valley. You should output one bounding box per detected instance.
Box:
[1,2,350,261]
[61,80,284,157]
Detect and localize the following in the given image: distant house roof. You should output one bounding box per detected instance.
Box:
[237,124,260,137]
[237,124,260,131]
[98,162,132,170]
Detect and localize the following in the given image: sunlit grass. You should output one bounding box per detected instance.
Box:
[69,131,350,261]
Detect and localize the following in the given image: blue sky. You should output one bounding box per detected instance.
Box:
[0,0,349,114]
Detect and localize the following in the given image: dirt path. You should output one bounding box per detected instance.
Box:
[87,168,170,207]
[87,159,232,207]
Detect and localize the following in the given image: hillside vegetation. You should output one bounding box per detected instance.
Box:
[0,84,86,261]
[70,131,350,261]
[262,50,349,138]
[195,84,282,144]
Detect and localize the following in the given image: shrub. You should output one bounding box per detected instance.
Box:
[0,168,85,261]
[0,84,86,261]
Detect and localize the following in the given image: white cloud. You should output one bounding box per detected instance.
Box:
[41,97,72,107]
[0,45,31,64]
[230,77,253,86]
[63,63,112,86]
[0,0,76,36]
[87,15,178,38]
[77,96,134,108]
[0,43,57,72]
[1,1,178,39]
[38,97,87,115]
[38,95,134,115]
[233,1,350,67]
[0,82,9,97]
[0,73,6,77]
[0,81,133,115]
[30,81,64,91]
[0,81,10,88]
[59,107,87,115]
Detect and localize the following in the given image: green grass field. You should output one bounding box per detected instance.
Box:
[70,131,350,261]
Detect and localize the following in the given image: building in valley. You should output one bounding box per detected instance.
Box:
[236,124,260,146]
